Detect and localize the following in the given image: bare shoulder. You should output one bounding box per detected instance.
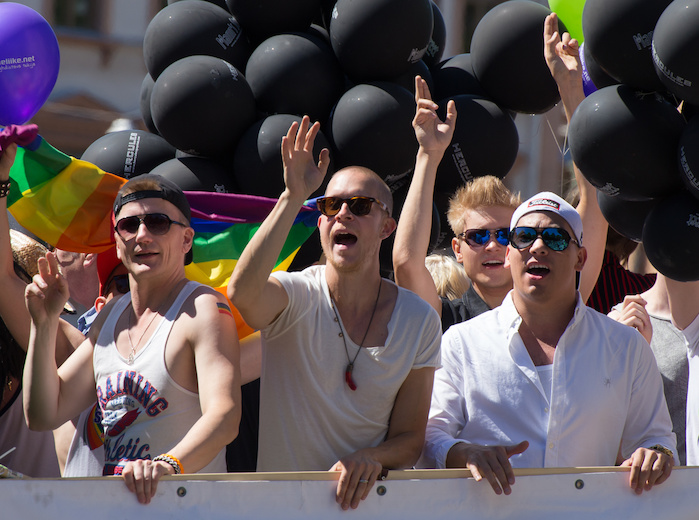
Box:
[178,283,237,339]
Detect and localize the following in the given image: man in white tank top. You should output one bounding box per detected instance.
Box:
[23,174,242,505]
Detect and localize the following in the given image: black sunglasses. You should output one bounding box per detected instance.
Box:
[115,213,187,240]
[316,196,389,217]
[458,228,509,248]
[509,226,579,252]
[102,273,129,297]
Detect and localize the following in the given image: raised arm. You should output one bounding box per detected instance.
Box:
[23,253,97,431]
[393,76,457,316]
[227,116,330,329]
[544,12,607,302]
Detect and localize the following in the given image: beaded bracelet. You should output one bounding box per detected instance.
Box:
[0,180,10,198]
[152,453,183,474]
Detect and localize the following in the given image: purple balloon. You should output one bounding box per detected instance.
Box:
[0,3,60,125]
[579,42,597,97]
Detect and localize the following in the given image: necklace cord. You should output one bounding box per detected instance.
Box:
[330,280,382,391]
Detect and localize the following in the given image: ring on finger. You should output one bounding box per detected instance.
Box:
[359,479,369,484]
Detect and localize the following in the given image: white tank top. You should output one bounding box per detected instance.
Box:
[93,281,226,475]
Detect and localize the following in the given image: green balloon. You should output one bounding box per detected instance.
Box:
[549,0,585,43]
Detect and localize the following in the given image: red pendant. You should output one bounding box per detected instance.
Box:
[345,363,357,391]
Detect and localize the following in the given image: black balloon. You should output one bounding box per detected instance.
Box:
[233,114,332,198]
[226,0,320,43]
[328,82,417,184]
[81,130,176,179]
[168,0,229,10]
[597,192,657,242]
[569,84,685,201]
[583,0,671,91]
[245,32,345,124]
[652,0,699,106]
[470,0,561,114]
[144,0,251,79]
[390,60,434,96]
[150,55,257,157]
[139,74,158,135]
[677,116,699,200]
[431,54,487,102]
[435,95,519,194]
[149,156,238,193]
[643,190,699,281]
[581,41,618,92]
[422,1,447,68]
[329,0,433,81]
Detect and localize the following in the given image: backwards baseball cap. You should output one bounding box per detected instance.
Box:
[112,174,193,264]
[510,191,583,246]
[113,174,191,223]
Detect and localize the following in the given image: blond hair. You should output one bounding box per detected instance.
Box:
[447,176,520,235]
[425,254,471,300]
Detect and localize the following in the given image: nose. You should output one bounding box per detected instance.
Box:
[134,220,152,241]
[528,235,548,254]
[334,202,354,219]
[484,234,504,250]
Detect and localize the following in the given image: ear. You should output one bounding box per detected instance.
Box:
[83,253,97,268]
[380,216,397,240]
[452,237,464,264]
[504,245,512,269]
[94,295,108,312]
[183,227,195,255]
[574,245,587,272]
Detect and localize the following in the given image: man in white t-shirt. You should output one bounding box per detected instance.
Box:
[228,116,441,511]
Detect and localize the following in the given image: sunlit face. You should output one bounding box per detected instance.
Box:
[318,169,395,273]
[452,205,514,294]
[113,197,193,278]
[504,211,586,304]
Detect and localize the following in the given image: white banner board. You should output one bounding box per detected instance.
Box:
[2,467,698,519]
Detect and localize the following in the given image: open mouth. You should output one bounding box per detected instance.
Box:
[482,260,503,268]
[334,232,357,246]
[526,264,550,276]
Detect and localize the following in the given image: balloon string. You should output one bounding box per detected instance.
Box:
[543,113,570,194]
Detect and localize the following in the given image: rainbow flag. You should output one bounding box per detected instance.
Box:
[8,132,321,339]
[8,134,126,252]
[184,191,319,338]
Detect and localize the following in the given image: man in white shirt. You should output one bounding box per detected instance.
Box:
[424,191,676,496]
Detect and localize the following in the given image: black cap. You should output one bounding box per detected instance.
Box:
[113,174,193,265]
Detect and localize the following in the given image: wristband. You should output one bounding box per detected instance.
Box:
[0,180,10,198]
[152,453,183,474]
[649,445,673,458]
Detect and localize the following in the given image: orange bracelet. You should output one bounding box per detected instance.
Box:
[152,453,183,474]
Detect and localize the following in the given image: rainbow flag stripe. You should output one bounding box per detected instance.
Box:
[8,135,126,252]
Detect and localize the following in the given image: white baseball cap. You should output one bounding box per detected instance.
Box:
[510,191,583,246]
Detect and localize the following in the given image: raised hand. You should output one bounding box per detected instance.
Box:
[25,252,71,324]
[412,76,457,155]
[281,115,331,202]
[544,12,584,117]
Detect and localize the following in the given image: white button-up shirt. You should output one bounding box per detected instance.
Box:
[424,292,677,468]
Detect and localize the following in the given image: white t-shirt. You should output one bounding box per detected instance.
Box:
[680,312,699,465]
[257,265,441,471]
